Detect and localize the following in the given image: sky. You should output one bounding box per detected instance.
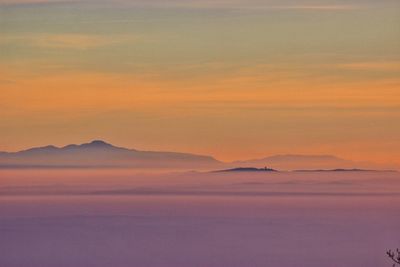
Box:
[0,0,399,165]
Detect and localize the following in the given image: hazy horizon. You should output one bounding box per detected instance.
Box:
[1,168,400,266]
[1,139,398,170]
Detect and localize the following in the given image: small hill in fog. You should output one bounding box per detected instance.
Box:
[231,154,359,171]
[214,167,278,172]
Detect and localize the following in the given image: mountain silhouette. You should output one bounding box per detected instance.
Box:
[0,140,221,169]
[0,141,380,170]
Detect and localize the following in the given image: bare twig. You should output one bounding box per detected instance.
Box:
[387,248,400,266]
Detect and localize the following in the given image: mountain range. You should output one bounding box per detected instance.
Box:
[0,140,221,169]
[0,140,367,170]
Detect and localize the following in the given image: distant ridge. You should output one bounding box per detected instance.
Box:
[0,141,390,171]
[17,140,126,153]
[0,140,221,169]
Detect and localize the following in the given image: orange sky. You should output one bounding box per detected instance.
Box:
[0,0,399,167]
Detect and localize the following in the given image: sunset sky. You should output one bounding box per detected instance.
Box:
[0,0,399,165]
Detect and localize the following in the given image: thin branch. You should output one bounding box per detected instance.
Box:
[387,249,400,265]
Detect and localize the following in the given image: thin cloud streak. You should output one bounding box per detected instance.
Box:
[336,62,400,72]
[0,34,140,50]
[0,0,362,11]
[0,0,73,6]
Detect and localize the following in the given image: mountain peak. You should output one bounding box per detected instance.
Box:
[90,140,110,145]
[82,140,113,148]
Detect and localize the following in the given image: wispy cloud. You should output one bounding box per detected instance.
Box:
[336,62,400,72]
[0,33,140,50]
[264,5,358,10]
[0,0,362,11]
[141,2,360,11]
[0,0,70,6]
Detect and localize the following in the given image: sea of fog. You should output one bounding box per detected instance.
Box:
[1,169,399,267]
